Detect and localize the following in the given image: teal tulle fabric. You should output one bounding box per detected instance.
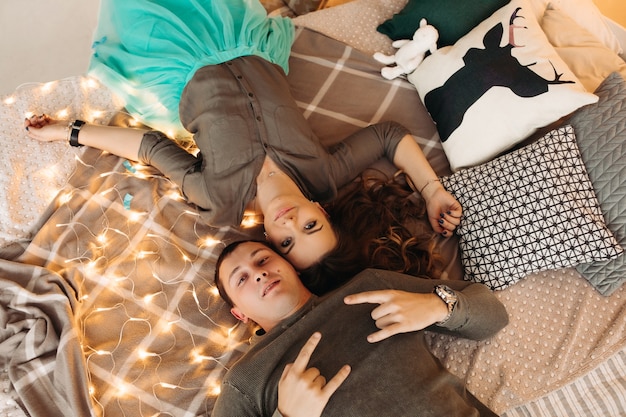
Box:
[88,0,295,133]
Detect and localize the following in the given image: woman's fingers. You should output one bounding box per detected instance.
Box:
[25,114,52,129]
[434,209,462,237]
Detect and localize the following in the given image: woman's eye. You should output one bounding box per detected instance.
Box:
[280,237,292,248]
[304,221,317,231]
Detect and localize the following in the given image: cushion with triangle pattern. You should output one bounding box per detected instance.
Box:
[440,124,623,291]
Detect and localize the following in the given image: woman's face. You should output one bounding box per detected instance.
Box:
[263,198,337,270]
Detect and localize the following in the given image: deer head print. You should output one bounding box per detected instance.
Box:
[424,7,575,142]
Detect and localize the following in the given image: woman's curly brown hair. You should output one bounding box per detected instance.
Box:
[300,172,443,295]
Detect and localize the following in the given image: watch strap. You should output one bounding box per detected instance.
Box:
[69,120,85,147]
[433,284,458,325]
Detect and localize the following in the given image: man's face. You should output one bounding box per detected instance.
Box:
[218,241,312,331]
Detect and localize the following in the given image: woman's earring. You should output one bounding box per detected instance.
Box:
[312,201,331,219]
[263,231,269,241]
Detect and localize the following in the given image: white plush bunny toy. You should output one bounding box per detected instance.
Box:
[374,18,438,80]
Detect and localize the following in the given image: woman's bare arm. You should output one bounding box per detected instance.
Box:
[393,135,462,236]
[24,114,146,161]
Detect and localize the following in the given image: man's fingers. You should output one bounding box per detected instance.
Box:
[366,323,405,343]
[322,365,351,396]
[373,312,398,329]
[313,374,326,388]
[302,367,322,382]
[344,290,393,305]
[370,301,403,321]
[292,332,322,371]
[280,363,293,382]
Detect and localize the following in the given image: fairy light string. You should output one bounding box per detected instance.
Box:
[17,77,258,416]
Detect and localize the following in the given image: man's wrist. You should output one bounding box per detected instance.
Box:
[432,285,458,325]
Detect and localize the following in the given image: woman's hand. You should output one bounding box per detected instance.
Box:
[391,135,462,238]
[278,333,351,417]
[421,181,462,237]
[24,114,68,143]
[344,290,449,343]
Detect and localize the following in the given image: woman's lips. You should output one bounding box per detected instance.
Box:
[274,207,293,221]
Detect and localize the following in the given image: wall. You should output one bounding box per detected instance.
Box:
[0,0,101,95]
[594,0,626,27]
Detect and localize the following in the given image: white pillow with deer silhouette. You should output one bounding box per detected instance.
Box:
[408,0,598,172]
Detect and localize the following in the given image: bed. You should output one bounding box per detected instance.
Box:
[1,0,625,416]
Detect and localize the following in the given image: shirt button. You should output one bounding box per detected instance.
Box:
[248,92,254,98]
[237,75,243,79]
[256,116,262,121]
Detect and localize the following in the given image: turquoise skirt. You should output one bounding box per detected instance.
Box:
[88,0,295,133]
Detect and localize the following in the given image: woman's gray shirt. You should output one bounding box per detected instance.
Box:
[138,55,410,226]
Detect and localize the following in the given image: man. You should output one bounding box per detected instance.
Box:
[212,240,508,417]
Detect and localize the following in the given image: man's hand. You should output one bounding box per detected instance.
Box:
[344,290,448,343]
[278,332,351,417]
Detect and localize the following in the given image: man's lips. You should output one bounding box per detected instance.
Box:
[262,280,280,297]
[274,207,293,221]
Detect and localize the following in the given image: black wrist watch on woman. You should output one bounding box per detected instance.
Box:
[68,120,85,147]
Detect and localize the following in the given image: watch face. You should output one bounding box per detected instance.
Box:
[436,285,457,306]
[434,285,457,325]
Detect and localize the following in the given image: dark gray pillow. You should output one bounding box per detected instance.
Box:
[568,72,626,295]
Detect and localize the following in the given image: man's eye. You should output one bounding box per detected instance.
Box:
[280,237,292,248]
[304,221,317,231]
[237,274,248,286]
[257,256,269,266]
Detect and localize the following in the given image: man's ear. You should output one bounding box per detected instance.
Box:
[230,307,249,323]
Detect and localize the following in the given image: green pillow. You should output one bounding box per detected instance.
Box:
[377,0,511,47]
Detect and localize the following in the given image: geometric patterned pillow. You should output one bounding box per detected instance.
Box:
[440,125,624,290]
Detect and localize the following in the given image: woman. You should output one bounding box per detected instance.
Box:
[299,172,450,294]
[24,0,461,272]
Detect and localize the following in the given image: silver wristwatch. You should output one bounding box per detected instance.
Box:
[433,285,458,325]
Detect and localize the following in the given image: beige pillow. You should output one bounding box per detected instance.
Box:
[292,0,406,55]
[541,7,626,92]
[526,0,623,54]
